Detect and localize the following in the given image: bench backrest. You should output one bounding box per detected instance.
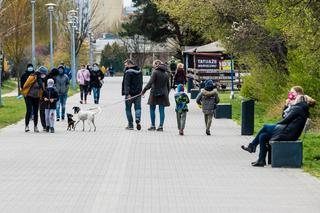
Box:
[301,118,311,141]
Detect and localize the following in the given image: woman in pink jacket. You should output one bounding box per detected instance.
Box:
[77,64,91,104]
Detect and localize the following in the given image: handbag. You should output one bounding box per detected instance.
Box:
[81,72,89,85]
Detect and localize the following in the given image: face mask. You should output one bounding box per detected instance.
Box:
[288,92,296,101]
[41,74,46,79]
[93,66,99,71]
[27,67,34,72]
[59,69,64,74]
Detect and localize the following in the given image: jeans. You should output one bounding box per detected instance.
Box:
[176,111,187,130]
[92,87,101,104]
[125,96,142,127]
[56,94,67,119]
[204,113,213,131]
[25,97,40,127]
[45,109,55,128]
[80,85,89,101]
[250,124,276,162]
[150,105,165,127]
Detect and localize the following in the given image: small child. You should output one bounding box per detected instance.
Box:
[196,80,220,136]
[175,84,190,135]
[43,79,58,133]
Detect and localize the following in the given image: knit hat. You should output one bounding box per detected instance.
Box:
[177,84,184,92]
[38,66,48,75]
[47,78,54,88]
[205,80,214,91]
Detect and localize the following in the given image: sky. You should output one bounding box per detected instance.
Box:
[123,0,132,7]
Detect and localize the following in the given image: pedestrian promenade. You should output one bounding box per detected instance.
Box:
[0,77,319,213]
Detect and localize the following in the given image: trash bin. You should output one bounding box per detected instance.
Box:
[241,99,254,135]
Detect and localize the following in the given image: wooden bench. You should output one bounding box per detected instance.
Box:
[267,118,311,168]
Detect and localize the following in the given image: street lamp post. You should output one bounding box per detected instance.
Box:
[46,3,56,70]
[31,0,36,66]
[68,10,78,90]
[230,54,235,99]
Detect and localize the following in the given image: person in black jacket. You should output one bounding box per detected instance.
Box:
[43,79,58,133]
[241,89,311,167]
[121,59,143,130]
[90,63,104,104]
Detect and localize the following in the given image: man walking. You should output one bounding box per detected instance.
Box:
[122,59,143,130]
[56,65,69,121]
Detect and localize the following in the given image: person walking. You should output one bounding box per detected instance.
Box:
[77,64,91,104]
[196,80,220,136]
[90,63,104,104]
[38,66,49,132]
[21,67,44,132]
[175,84,189,135]
[121,59,143,130]
[174,63,186,88]
[141,60,170,131]
[43,79,58,133]
[56,65,70,121]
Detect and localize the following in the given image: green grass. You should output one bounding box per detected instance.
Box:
[68,86,80,97]
[0,97,25,128]
[219,92,320,178]
[2,79,17,94]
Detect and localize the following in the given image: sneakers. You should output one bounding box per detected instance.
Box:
[80,100,83,104]
[56,118,60,122]
[46,126,50,133]
[148,126,156,131]
[50,127,55,133]
[206,130,211,136]
[125,126,134,130]
[34,126,40,133]
[179,129,184,136]
[156,126,163,132]
[136,122,141,131]
[25,126,30,132]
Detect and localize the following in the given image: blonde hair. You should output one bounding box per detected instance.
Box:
[177,63,184,69]
[291,86,304,95]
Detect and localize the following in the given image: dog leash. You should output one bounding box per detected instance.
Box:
[100,94,143,108]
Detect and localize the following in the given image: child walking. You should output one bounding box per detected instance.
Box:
[196,80,220,135]
[43,79,58,133]
[175,84,190,135]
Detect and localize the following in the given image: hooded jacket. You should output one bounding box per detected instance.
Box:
[122,66,143,96]
[55,67,70,96]
[90,69,104,88]
[271,101,309,141]
[77,68,91,85]
[196,89,220,114]
[43,87,58,109]
[174,68,186,85]
[142,64,170,107]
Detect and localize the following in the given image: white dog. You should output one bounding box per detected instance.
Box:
[72,106,101,131]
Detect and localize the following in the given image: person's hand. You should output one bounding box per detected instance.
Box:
[44,98,49,101]
[50,99,54,103]
[127,95,132,100]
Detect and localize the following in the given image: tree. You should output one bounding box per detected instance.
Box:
[100,43,128,73]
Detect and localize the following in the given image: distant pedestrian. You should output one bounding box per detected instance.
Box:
[175,84,189,135]
[174,63,186,87]
[109,65,115,77]
[196,80,220,135]
[21,66,44,132]
[141,60,170,131]
[38,66,49,132]
[90,63,104,104]
[121,59,143,130]
[56,65,70,121]
[43,79,58,133]
[77,64,91,104]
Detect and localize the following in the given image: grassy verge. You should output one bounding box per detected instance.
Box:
[0,97,25,128]
[219,92,320,177]
[2,79,17,94]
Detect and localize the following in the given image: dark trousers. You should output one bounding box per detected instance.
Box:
[250,124,276,161]
[25,96,40,127]
[40,100,46,129]
[125,96,142,127]
[80,85,89,101]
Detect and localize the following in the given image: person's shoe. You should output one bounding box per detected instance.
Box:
[136,122,141,131]
[179,129,184,136]
[251,160,266,167]
[25,126,30,132]
[148,126,156,131]
[50,127,55,133]
[157,126,163,132]
[43,127,47,132]
[46,126,50,133]
[56,118,60,122]
[84,100,87,104]
[206,130,211,136]
[125,126,134,130]
[241,144,256,153]
[34,126,40,133]
[80,100,83,104]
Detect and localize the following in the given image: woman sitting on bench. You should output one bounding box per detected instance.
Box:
[241,86,316,167]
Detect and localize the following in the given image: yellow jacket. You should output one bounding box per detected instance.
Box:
[21,74,43,97]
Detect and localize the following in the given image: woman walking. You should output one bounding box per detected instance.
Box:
[89,63,104,104]
[141,60,170,131]
[77,64,91,104]
[174,63,186,87]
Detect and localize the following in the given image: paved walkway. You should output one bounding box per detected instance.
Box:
[0,77,320,213]
[2,88,18,97]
